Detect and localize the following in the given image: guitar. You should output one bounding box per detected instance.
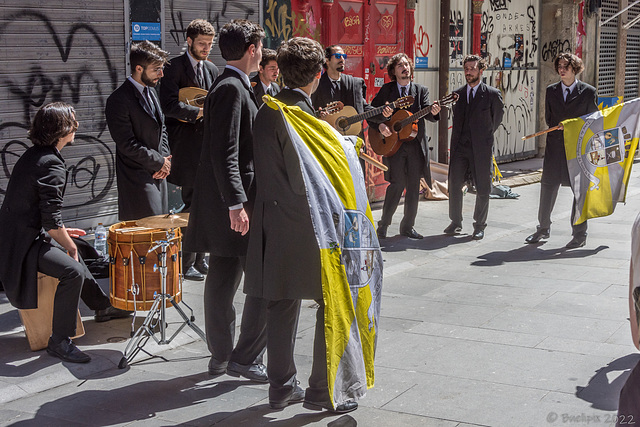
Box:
[177,87,208,122]
[369,93,459,157]
[323,96,414,136]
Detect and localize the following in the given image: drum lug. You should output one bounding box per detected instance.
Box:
[123,257,129,266]
[139,255,146,265]
[109,256,115,264]
[171,254,177,262]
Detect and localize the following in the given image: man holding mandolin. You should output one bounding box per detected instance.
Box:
[160,19,219,281]
[369,53,441,240]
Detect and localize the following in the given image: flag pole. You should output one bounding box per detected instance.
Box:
[521,125,562,140]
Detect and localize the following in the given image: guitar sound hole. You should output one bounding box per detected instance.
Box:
[337,118,348,130]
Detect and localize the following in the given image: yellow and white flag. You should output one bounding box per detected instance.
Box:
[563,97,640,225]
[264,96,383,407]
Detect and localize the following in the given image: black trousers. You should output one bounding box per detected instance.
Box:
[266,298,329,403]
[537,181,588,236]
[378,141,424,233]
[37,242,110,339]
[204,255,267,365]
[448,147,492,231]
[180,185,206,271]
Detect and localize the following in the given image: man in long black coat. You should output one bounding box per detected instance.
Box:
[184,20,268,382]
[525,52,598,248]
[160,19,219,281]
[245,36,358,414]
[368,53,440,240]
[106,41,171,221]
[445,54,504,240]
[0,103,129,364]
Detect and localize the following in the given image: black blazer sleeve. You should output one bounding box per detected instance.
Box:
[37,158,66,231]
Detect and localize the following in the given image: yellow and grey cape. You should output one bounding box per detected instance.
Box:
[264,96,383,407]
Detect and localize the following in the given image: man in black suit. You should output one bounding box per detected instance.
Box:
[525,52,598,248]
[251,48,280,107]
[369,53,441,240]
[184,19,268,382]
[246,36,357,413]
[0,103,130,364]
[444,54,504,240]
[160,19,219,281]
[106,41,172,221]
[311,45,370,117]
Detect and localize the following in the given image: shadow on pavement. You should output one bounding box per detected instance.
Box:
[576,353,640,411]
[380,233,470,253]
[7,372,350,426]
[471,244,609,266]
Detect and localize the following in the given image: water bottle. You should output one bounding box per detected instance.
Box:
[94,223,108,260]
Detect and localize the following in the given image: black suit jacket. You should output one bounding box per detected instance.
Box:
[245,88,322,301]
[106,79,170,220]
[251,74,281,108]
[311,72,370,115]
[450,82,504,178]
[543,80,598,186]
[0,146,66,309]
[160,53,219,187]
[369,81,439,183]
[184,68,259,256]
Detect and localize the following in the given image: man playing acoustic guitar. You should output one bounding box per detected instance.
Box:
[369,53,441,240]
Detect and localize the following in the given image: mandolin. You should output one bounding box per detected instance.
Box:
[177,87,208,122]
[323,96,414,136]
[369,93,459,157]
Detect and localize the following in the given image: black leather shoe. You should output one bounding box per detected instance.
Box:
[208,357,227,376]
[227,361,268,383]
[566,235,586,249]
[46,337,91,363]
[400,228,423,239]
[94,305,133,323]
[472,229,484,240]
[303,399,358,413]
[194,258,209,275]
[183,266,205,281]
[270,384,305,409]
[443,222,462,235]
[376,226,387,239]
[525,228,550,244]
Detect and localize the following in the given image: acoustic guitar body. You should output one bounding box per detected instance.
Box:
[177,87,208,122]
[323,105,361,136]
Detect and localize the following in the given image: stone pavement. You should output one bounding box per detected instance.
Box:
[1,158,640,426]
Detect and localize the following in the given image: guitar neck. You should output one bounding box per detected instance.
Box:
[397,104,433,129]
[342,99,404,126]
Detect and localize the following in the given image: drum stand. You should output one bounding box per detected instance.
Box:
[118,229,205,369]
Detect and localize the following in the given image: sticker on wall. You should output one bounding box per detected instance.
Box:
[132,22,161,41]
[415,57,428,69]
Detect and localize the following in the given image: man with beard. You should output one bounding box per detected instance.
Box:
[160,19,219,281]
[251,48,280,107]
[524,52,598,248]
[106,40,171,221]
[185,20,268,382]
[444,54,504,240]
[368,53,441,240]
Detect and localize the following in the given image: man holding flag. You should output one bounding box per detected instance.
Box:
[525,52,598,248]
[245,37,383,412]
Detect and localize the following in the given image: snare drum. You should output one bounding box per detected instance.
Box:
[108,221,182,311]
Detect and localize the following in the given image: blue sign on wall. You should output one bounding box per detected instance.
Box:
[415,57,428,69]
[132,22,161,41]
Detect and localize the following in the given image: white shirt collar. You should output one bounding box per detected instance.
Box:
[225,65,251,88]
[260,80,270,93]
[292,88,312,102]
[187,52,202,70]
[127,76,146,95]
[562,79,578,95]
[396,82,410,95]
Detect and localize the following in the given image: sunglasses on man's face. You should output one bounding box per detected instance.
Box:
[332,53,347,60]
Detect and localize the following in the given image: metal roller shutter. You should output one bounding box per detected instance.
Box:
[598,0,620,97]
[0,1,125,229]
[164,0,261,69]
[626,2,640,99]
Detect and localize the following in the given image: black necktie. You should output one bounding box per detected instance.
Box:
[469,88,475,103]
[331,80,340,100]
[565,88,571,103]
[143,86,156,117]
[401,86,407,97]
[196,62,204,88]
[266,84,273,96]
